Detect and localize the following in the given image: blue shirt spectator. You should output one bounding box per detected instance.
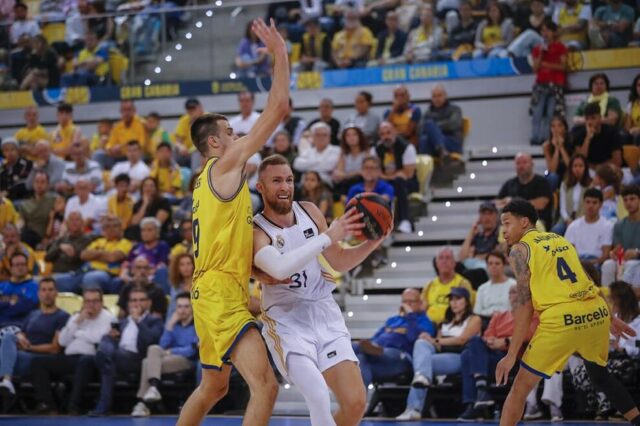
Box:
[159,319,198,360]
[0,254,39,327]
[22,308,69,345]
[347,179,395,204]
[371,311,436,355]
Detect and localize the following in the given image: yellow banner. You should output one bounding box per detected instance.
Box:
[568,48,640,72]
[0,91,35,109]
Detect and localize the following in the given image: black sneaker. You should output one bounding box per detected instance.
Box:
[474,389,495,408]
[458,404,485,422]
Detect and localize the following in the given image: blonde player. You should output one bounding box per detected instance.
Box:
[176,19,289,426]
[495,198,639,426]
[252,155,390,426]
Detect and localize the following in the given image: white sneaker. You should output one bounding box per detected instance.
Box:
[131,401,150,417]
[523,404,543,420]
[549,403,563,422]
[0,379,15,395]
[411,372,431,388]
[142,385,162,403]
[396,408,421,421]
[397,220,412,234]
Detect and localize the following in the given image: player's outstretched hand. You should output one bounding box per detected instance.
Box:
[326,208,365,244]
[495,353,516,386]
[252,18,286,56]
[611,316,637,340]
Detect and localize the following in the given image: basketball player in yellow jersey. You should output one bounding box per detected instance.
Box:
[176,18,290,426]
[495,198,639,426]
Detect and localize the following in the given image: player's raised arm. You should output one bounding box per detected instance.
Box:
[218,18,290,173]
[495,242,534,385]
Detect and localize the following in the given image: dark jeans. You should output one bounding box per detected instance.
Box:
[385,177,418,223]
[352,342,412,386]
[31,353,97,411]
[419,119,463,155]
[460,336,505,404]
[94,336,142,412]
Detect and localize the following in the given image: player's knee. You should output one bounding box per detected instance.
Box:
[199,377,229,400]
[340,387,366,420]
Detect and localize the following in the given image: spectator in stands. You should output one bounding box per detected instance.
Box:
[174,98,203,169]
[229,91,261,135]
[306,98,341,146]
[496,152,553,229]
[300,171,334,223]
[59,140,104,195]
[0,253,38,328]
[593,163,622,221]
[473,2,514,58]
[50,103,82,160]
[444,1,477,60]
[14,106,49,157]
[346,156,394,204]
[46,212,94,293]
[602,185,640,286]
[459,202,501,270]
[344,91,381,143]
[108,174,134,229]
[88,1,114,48]
[26,140,65,191]
[235,21,271,78]
[353,288,436,387]
[124,217,170,292]
[297,18,331,72]
[505,0,547,58]
[9,34,32,86]
[145,113,171,154]
[19,35,59,91]
[457,286,539,421]
[81,216,132,294]
[397,287,481,421]
[9,2,40,46]
[569,281,640,419]
[271,98,306,148]
[404,5,444,64]
[565,188,613,267]
[45,195,66,244]
[529,19,568,146]
[64,179,105,231]
[63,0,89,50]
[131,291,197,416]
[0,223,36,279]
[542,116,572,191]
[18,172,56,247]
[61,31,109,88]
[420,84,464,156]
[149,142,182,199]
[473,252,515,320]
[90,286,163,416]
[384,85,421,146]
[572,102,623,169]
[553,0,591,50]
[0,277,68,404]
[624,74,640,146]
[128,177,172,240]
[0,137,32,200]
[589,0,635,48]
[170,219,193,258]
[30,287,114,415]
[375,121,417,234]
[117,256,168,318]
[370,10,407,66]
[110,140,150,194]
[573,73,624,129]
[333,126,368,196]
[270,131,297,166]
[331,8,374,69]
[422,247,475,324]
[552,153,591,234]
[167,253,193,318]
[293,122,341,185]
[101,101,147,168]
[0,195,18,232]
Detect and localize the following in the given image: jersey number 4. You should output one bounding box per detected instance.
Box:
[556,257,577,283]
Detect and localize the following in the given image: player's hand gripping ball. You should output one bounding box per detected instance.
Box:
[346,192,393,240]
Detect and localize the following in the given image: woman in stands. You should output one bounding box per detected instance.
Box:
[552,153,591,235]
[472,2,514,58]
[569,281,640,420]
[20,35,60,90]
[271,130,297,166]
[396,287,482,421]
[300,171,334,223]
[572,73,624,129]
[127,177,173,241]
[542,115,572,191]
[235,21,271,78]
[166,253,194,319]
[624,74,640,146]
[333,126,369,197]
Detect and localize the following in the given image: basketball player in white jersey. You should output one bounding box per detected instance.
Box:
[252,154,390,426]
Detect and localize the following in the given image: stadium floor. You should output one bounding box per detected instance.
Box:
[0,418,626,425]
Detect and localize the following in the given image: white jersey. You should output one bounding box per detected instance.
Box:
[253,202,336,311]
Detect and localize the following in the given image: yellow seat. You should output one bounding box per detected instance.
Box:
[42,22,66,44]
[290,42,301,65]
[57,292,83,314]
[415,154,434,195]
[333,196,346,219]
[103,294,120,317]
[102,170,112,191]
[462,117,471,140]
[623,145,640,171]
[108,48,129,85]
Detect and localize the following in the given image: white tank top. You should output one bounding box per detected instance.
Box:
[254,202,336,311]
[440,316,471,338]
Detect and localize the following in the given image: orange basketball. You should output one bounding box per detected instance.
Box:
[346,192,393,240]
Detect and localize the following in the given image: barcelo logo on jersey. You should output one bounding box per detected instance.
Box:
[563,306,609,326]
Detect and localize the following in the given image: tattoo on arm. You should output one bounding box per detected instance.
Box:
[510,243,532,304]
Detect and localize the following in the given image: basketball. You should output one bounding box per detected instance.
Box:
[346,192,393,240]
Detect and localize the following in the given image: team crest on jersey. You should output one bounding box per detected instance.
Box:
[276,235,285,249]
[303,228,314,239]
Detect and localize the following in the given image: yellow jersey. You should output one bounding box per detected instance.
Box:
[51,122,79,156]
[174,114,195,151]
[520,229,598,313]
[192,157,254,286]
[106,116,147,154]
[15,125,49,146]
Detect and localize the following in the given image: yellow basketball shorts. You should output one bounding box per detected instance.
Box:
[191,272,257,370]
[521,297,610,379]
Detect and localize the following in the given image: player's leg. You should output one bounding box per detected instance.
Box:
[176,364,232,426]
[323,360,367,426]
[583,360,640,423]
[500,366,542,426]
[287,353,336,426]
[230,326,279,426]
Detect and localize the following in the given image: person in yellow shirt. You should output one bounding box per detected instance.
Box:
[145,112,171,155]
[0,196,20,231]
[90,118,113,154]
[421,246,475,323]
[107,174,134,229]
[50,103,82,159]
[174,98,204,170]
[14,106,50,159]
[149,142,182,199]
[94,100,146,169]
[0,224,37,280]
[331,8,374,69]
[60,31,110,88]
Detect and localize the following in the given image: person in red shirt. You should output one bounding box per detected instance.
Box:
[530,18,568,146]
